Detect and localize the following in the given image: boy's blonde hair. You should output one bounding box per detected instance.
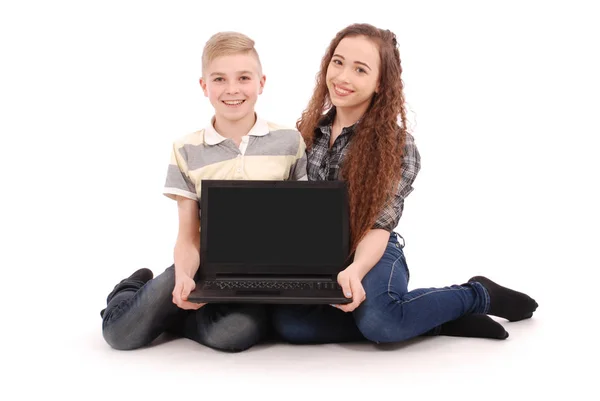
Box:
[202,32,262,75]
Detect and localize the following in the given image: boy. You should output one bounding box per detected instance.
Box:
[101,32,307,352]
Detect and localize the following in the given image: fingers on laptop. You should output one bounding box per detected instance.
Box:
[182,301,206,310]
[334,275,353,312]
[348,280,366,311]
[172,282,205,310]
[174,297,205,310]
[333,278,366,312]
[341,294,366,313]
[338,275,353,298]
[172,282,183,304]
[181,283,205,309]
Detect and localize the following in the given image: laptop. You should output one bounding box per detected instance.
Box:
[187,179,353,304]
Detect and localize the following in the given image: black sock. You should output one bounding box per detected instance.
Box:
[439,314,508,340]
[128,268,154,283]
[100,268,154,318]
[469,276,538,322]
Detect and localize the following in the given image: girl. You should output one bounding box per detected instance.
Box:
[270,23,538,344]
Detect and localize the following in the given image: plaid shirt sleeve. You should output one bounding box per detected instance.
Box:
[373,132,421,231]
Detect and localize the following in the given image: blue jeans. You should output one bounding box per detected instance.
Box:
[271,232,490,344]
[102,265,269,352]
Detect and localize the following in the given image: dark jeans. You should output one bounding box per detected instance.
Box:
[271,232,490,344]
[102,265,269,352]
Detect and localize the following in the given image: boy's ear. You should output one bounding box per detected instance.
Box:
[199,78,209,97]
[258,74,266,95]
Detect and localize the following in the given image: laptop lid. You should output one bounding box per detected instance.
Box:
[199,180,350,279]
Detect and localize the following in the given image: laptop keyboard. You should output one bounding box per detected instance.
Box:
[201,280,342,291]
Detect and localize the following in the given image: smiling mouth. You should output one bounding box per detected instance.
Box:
[222,100,246,106]
[333,85,353,96]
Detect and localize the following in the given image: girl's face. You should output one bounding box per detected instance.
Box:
[326,35,380,112]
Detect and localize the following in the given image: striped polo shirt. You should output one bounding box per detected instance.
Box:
[163,116,308,202]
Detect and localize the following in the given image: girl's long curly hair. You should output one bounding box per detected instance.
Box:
[297,23,408,254]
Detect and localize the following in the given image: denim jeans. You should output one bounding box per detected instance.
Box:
[102,265,269,352]
[271,232,490,344]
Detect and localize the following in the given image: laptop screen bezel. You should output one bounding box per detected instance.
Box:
[198,179,350,279]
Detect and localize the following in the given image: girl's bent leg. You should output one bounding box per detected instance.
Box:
[353,234,490,343]
[270,304,365,344]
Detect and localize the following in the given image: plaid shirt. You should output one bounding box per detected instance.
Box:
[307,111,421,232]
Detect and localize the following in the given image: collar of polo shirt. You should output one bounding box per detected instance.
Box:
[204,115,270,146]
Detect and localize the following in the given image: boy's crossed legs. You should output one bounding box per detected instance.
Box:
[101,265,268,352]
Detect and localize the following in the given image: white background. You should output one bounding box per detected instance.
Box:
[1,0,598,399]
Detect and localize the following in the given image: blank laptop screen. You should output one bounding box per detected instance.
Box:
[204,185,347,267]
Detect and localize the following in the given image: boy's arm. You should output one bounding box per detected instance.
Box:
[171,196,205,309]
[163,138,201,277]
[174,196,201,278]
[163,139,204,309]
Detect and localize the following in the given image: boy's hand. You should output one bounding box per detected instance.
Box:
[172,274,205,310]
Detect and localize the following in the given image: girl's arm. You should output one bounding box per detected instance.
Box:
[348,228,390,280]
[335,228,389,312]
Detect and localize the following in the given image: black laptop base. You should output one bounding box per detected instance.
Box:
[187,288,352,304]
[187,279,352,304]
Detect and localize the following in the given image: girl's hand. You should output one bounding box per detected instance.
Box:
[332,264,366,312]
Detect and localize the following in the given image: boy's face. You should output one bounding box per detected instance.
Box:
[200,53,265,123]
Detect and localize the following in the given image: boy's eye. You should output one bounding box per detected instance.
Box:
[240,76,251,81]
[213,77,224,82]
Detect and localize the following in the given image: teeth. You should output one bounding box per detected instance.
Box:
[335,86,351,95]
[223,100,244,105]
